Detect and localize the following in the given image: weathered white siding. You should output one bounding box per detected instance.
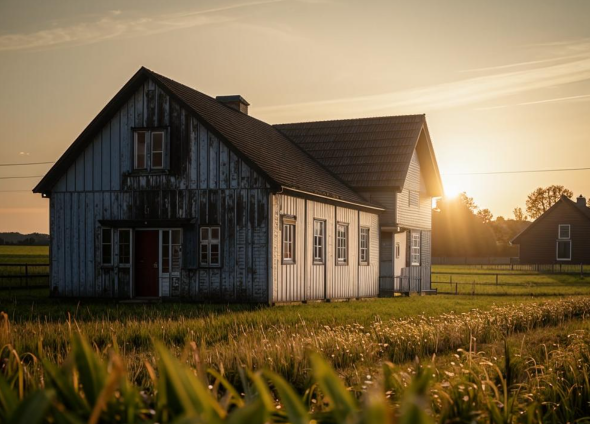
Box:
[272,194,379,302]
[397,149,431,230]
[50,78,271,301]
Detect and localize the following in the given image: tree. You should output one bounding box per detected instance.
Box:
[525,185,573,220]
[458,192,478,213]
[476,208,493,224]
[512,207,528,221]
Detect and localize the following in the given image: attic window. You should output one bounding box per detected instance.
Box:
[558,224,570,240]
[134,130,167,171]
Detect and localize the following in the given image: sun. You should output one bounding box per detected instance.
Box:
[444,183,462,199]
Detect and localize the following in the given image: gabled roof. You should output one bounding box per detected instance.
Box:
[511,195,590,244]
[274,115,444,196]
[34,67,382,211]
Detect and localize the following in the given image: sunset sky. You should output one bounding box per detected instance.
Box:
[1,0,590,233]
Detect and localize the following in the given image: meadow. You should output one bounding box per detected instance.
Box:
[2,246,590,422]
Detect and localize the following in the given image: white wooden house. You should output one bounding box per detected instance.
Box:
[34,67,442,302]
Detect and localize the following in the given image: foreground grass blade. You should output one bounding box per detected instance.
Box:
[263,369,310,424]
[71,335,106,408]
[7,389,54,424]
[154,341,225,423]
[310,352,357,422]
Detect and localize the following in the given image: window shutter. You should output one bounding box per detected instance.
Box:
[182,224,198,269]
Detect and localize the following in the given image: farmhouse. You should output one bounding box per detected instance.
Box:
[512,195,590,264]
[33,67,443,302]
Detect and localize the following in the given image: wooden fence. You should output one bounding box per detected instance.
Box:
[0,263,50,290]
[379,265,433,297]
[435,263,590,274]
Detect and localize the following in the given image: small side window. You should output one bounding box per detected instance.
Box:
[151,131,165,169]
[282,217,296,264]
[101,228,113,265]
[395,242,400,259]
[336,223,348,265]
[313,220,325,264]
[200,226,221,267]
[411,233,420,266]
[359,227,369,265]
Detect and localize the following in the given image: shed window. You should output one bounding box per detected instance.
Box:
[558,224,570,240]
[360,227,369,265]
[313,220,325,264]
[134,129,167,171]
[395,242,400,259]
[200,227,221,267]
[411,232,420,266]
[282,217,296,264]
[101,228,113,265]
[557,240,571,261]
[336,223,348,265]
[118,229,131,265]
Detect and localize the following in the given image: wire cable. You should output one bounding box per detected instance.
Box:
[443,166,590,176]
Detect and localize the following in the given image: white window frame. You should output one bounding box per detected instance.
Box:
[558,224,571,240]
[134,131,148,170]
[313,219,325,264]
[161,229,182,275]
[200,226,221,267]
[359,227,370,265]
[411,232,420,266]
[133,129,167,171]
[556,240,572,261]
[282,217,296,264]
[101,228,113,266]
[336,223,348,265]
[118,228,132,266]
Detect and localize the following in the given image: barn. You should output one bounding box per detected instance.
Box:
[33,67,443,303]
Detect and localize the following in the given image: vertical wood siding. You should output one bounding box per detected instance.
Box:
[49,78,270,302]
[397,150,431,230]
[272,194,379,302]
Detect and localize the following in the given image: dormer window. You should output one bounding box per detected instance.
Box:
[134,129,167,171]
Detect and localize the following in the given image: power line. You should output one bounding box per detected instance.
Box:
[0,175,43,180]
[0,161,54,167]
[443,166,590,176]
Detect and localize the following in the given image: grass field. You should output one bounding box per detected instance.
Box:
[2,247,590,422]
[432,264,590,295]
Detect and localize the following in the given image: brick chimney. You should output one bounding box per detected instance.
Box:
[577,194,587,207]
[216,95,249,114]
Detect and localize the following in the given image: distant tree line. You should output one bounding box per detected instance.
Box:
[432,185,585,258]
[0,232,49,246]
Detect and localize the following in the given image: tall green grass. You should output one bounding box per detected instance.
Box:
[1,318,590,423]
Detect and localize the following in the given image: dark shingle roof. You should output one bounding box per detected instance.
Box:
[149,70,377,208]
[35,67,381,210]
[274,115,426,189]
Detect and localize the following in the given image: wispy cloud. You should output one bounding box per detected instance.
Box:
[0,0,284,52]
[475,93,590,111]
[257,40,590,121]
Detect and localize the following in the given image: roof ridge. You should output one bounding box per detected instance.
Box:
[274,114,426,127]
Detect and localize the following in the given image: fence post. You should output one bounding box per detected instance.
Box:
[25,264,29,290]
[496,273,498,285]
[455,282,458,295]
[472,280,475,296]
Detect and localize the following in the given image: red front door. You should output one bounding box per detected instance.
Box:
[135,230,159,297]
